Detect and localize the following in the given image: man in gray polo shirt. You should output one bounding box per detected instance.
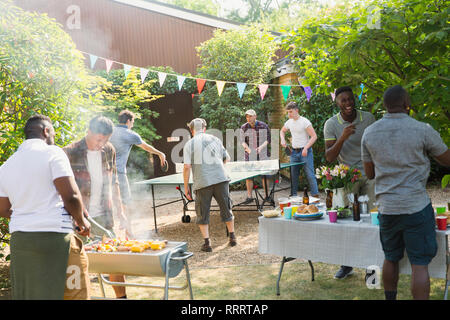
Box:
[183,118,236,252]
[362,85,449,300]
[109,110,166,237]
[324,86,376,280]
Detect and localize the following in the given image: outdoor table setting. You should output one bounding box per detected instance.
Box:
[258,201,450,298]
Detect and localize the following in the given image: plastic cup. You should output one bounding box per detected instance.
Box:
[436,207,446,214]
[371,212,379,225]
[283,207,293,219]
[328,210,337,223]
[436,216,447,231]
[291,205,298,214]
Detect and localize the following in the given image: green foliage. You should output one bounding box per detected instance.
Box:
[196,25,279,132]
[0,217,9,262]
[0,0,105,165]
[280,0,449,147]
[158,0,220,16]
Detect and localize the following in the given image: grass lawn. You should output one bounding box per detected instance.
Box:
[89,260,447,300]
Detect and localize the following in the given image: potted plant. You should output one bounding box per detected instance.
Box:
[315,164,362,208]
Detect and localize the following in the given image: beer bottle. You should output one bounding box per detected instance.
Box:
[303,187,309,205]
[352,193,360,221]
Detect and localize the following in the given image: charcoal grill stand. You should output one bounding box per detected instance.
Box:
[93,248,194,300]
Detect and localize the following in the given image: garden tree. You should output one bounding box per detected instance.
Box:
[0,0,105,165]
[196,25,279,135]
[280,0,449,146]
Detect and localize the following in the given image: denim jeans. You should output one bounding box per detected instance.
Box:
[290,147,319,196]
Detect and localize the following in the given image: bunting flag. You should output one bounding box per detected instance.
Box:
[140,68,149,84]
[105,59,114,74]
[358,83,365,100]
[281,85,291,101]
[236,82,247,99]
[330,89,336,101]
[89,54,98,69]
[196,78,206,94]
[258,84,269,100]
[158,72,167,88]
[158,72,167,87]
[177,75,186,90]
[123,64,132,78]
[216,80,226,96]
[304,86,312,101]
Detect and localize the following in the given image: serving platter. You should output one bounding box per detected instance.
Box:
[293,211,324,221]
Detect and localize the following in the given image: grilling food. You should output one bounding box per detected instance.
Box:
[85,238,168,253]
[297,204,319,214]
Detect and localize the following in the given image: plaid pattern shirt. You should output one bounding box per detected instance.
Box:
[63,138,119,228]
[239,120,271,161]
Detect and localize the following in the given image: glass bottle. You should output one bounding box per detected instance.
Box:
[303,187,309,205]
[352,193,360,221]
[326,190,333,210]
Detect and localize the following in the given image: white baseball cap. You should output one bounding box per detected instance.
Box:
[245,109,256,116]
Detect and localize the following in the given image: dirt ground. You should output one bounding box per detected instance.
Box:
[0,182,448,298]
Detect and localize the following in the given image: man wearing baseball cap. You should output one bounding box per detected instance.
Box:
[239,109,271,204]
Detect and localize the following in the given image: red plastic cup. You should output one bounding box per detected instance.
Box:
[436,216,447,231]
[328,210,338,223]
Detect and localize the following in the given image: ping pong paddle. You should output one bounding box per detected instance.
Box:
[161,160,169,172]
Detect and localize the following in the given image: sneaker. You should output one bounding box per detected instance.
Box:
[201,243,212,252]
[229,235,237,247]
[334,266,354,279]
[242,197,254,205]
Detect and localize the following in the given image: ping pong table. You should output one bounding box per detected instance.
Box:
[135,159,304,232]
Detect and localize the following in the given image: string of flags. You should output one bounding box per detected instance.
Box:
[84,51,365,102]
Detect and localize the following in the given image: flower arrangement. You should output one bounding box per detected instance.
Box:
[315,164,362,191]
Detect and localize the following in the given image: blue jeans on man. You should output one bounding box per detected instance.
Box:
[290,147,319,196]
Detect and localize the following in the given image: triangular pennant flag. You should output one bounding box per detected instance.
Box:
[105,59,113,74]
[281,85,291,101]
[358,83,365,100]
[158,72,167,87]
[258,84,269,100]
[191,94,195,99]
[140,68,149,84]
[89,54,98,69]
[196,78,206,94]
[177,75,186,90]
[331,90,336,101]
[123,64,132,78]
[304,86,312,101]
[236,82,247,99]
[216,80,226,96]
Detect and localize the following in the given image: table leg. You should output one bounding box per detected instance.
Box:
[151,185,158,234]
[276,257,296,296]
[308,260,315,281]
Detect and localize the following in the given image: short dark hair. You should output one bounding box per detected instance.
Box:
[118,110,135,124]
[285,101,299,110]
[24,114,52,139]
[89,115,114,135]
[335,86,353,99]
[383,85,410,111]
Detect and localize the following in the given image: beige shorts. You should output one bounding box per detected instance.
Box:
[64,234,91,300]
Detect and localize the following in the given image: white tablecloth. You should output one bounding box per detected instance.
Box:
[258,214,449,279]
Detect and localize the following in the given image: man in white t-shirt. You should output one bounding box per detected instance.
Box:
[280,101,319,197]
[0,115,91,299]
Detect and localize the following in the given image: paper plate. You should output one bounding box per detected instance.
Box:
[294,211,324,220]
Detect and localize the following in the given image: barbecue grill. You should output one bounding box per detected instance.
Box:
[85,217,194,300]
[87,241,193,300]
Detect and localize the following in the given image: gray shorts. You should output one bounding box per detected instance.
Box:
[194,181,234,225]
[118,173,132,205]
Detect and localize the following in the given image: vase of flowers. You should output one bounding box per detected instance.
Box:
[316,164,362,208]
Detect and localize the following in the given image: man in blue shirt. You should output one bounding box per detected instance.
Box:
[110,110,166,237]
